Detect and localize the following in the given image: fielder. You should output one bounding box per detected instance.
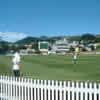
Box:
[73,46,79,64]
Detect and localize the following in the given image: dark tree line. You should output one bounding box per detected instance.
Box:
[0,33,100,54]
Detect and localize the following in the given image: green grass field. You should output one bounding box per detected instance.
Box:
[0,55,100,81]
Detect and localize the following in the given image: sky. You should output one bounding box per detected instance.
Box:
[0,0,100,42]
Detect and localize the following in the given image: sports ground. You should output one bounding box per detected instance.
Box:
[0,54,100,81]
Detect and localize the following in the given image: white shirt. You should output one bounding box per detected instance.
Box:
[14,52,20,57]
[13,52,21,64]
[75,47,79,53]
[74,55,77,59]
[12,57,19,70]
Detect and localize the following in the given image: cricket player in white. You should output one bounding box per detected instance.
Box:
[73,53,77,64]
[12,51,23,77]
[75,46,79,56]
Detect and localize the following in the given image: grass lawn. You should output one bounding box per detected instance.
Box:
[0,55,100,81]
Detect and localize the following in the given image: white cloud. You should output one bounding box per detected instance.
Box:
[0,32,28,42]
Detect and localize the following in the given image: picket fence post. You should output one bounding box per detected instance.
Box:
[0,75,100,100]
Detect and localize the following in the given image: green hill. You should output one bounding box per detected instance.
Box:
[15,37,39,44]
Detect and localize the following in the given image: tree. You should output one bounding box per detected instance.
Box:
[0,42,9,54]
[0,34,9,54]
[90,45,95,50]
[17,44,26,49]
[9,44,17,51]
[81,33,96,44]
[95,37,100,43]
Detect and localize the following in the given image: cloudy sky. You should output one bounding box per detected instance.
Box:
[0,32,28,42]
[0,0,100,42]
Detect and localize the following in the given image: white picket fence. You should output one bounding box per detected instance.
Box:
[0,75,100,100]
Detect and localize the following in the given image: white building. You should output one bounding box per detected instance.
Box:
[52,38,70,54]
[51,38,79,54]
